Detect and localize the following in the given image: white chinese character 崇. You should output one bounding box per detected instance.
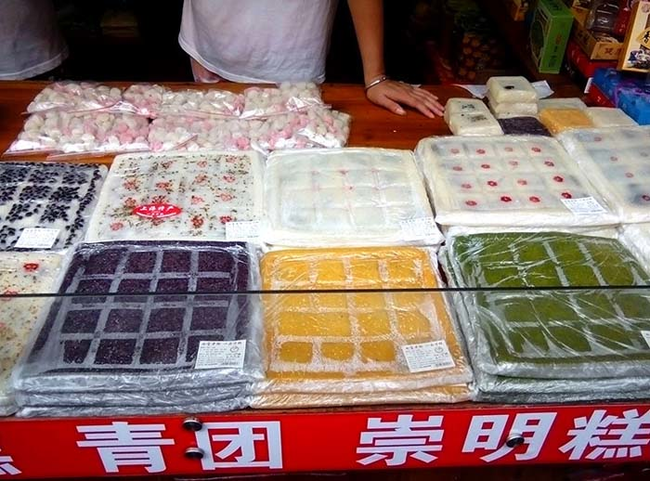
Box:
[77,421,175,474]
[356,414,444,467]
[560,409,650,460]
[462,413,556,463]
[195,421,283,470]
[0,450,20,476]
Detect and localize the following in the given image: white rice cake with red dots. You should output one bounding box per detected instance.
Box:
[486,76,538,103]
[416,136,618,228]
[584,108,637,128]
[559,127,650,223]
[263,148,442,247]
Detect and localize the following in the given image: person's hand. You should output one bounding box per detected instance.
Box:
[366,79,444,118]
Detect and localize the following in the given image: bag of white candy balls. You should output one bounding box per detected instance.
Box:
[6,111,150,157]
[240,82,325,119]
[159,89,244,118]
[26,81,123,114]
[117,84,170,118]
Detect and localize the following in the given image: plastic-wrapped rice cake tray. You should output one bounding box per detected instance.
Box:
[0,253,63,415]
[257,246,472,396]
[446,232,650,379]
[263,148,441,247]
[416,136,617,228]
[0,162,106,250]
[86,151,263,242]
[15,241,260,394]
[559,126,650,223]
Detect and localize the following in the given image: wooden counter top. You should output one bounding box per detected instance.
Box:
[0,80,584,165]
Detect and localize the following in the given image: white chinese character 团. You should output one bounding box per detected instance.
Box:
[77,422,175,474]
[462,413,556,463]
[560,409,650,460]
[0,450,20,476]
[195,421,283,470]
[356,414,443,467]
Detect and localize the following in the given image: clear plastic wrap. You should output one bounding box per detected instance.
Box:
[17,397,250,418]
[263,148,442,247]
[539,108,594,135]
[474,389,650,404]
[447,112,504,136]
[0,253,64,416]
[538,97,588,111]
[621,223,650,272]
[160,89,244,118]
[5,111,150,157]
[585,107,637,127]
[487,93,539,118]
[118,84,170,118]
[559,126,650,223]
[415,135,618,228]
[14,241,262,394]
[486,76,539,103]
[85,151,263,242]
[256,246,472,399]
[0,162,107,250]
[26,82,123,114]
[444,98,490,122]
[241,83,324,119]
[497,117,551,136]
[444,231,650,379]
[148,109,349,154]
[251,385,471,409]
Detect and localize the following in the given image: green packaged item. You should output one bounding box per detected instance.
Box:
[446,232,650,379]
[530,0,574,74]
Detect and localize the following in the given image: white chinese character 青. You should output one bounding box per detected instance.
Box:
[560,409,650,460]
[77,421,175,474]
[462,413,556,463]
[0,450,20,476]
[356,414,444,467]
[195,421,283,470]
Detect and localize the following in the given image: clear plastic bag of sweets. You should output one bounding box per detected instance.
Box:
[26,82,122,113]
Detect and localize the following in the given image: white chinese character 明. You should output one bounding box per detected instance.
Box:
[0,450,20,476]
[195,421,283,470]
[356,414,443,467]
[463,413,556,463]
[560,409,650,460]
[77,422,175,474]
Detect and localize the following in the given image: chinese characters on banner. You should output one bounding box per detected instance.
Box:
[0,450,20,476]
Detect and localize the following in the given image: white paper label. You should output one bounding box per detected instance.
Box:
[532,80,554,99]
[401,340,455,373]
[400,217,438,240]
[561,197,607,215]
[453,84,488,98]
[642,331,650,348]
[195,340,246,369]
[225,221,261,241]
[14,228,60,249]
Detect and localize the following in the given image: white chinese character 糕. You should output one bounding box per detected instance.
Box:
[560,409,650,461]
[462,413,556,463]
[0,450,20,476]
[195,421,283,470]
[356,414,444,467]
[77,421,175,474]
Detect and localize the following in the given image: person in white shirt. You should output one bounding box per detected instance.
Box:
[179,0,443,117]
[0,0,68,80]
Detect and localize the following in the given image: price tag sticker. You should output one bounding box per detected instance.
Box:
[226,221,261,241]
[561,197,607,215]
[400,217,438,241]
[401,340,455,373]
[642,331,650,349]
[195,340,247,369]
[14,228,60,249]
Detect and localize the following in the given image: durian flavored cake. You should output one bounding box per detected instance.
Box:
[539,108,594,135]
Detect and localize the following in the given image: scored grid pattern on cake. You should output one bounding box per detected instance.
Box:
[268,150,432,236]
[0,162,105,250]
[264,251,447,376]
[455,234,650,361]
[561,127,650,208]
[428,137,594,211]
[36,243,249,372]
[87,151,262,241]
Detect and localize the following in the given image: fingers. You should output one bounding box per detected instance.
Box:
[366,80,446,118]
[410,89,445,116]
[389,88,438,118]
[373,94,406,115]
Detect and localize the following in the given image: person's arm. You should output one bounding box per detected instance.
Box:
[347,0,444,117]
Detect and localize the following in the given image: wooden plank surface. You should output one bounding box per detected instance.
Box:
[0,80,583,165]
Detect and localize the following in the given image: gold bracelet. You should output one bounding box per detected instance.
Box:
[365,75,389,91]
